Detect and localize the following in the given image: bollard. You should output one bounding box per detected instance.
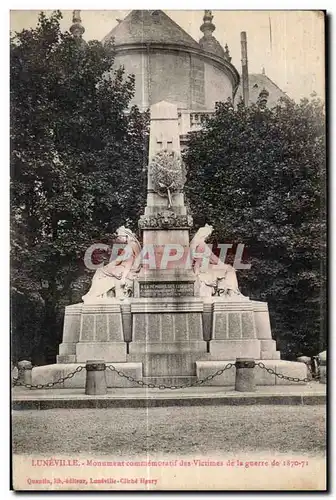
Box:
[235,358,256,392]
[11,361,18,382]
[318,351,326,384]
[85,360,107,395]
[297,356,312,381]
[17,360,32,386]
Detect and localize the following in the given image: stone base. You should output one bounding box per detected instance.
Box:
[209,340,261,359]
[196,360,308,386]
[128,352,211,376]
[128,341,207,354]
[56,355,77,363]
[76,342,127,362]
[143,376,196,386]
[30,359,307,390]
[55,297,283,383]
[32,363,143,389]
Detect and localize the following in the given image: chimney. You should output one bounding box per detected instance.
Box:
[240,31,249,106]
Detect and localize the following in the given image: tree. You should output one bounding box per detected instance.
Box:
[10,11,149,363]
[184,95,326,358]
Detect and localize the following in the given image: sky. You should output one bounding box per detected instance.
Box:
[10,9,325,101]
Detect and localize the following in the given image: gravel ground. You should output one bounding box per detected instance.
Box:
[12,405,326,457]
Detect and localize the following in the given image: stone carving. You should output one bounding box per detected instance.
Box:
[138,210,193,229]
[82,226,141,303]
[150,150,186,208]
[190,224,245,299]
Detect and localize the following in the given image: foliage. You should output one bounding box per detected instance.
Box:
[184,96,326,357]
[10,11,149,363]
[150,150,186,195]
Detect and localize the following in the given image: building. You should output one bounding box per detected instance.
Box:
[235,69,291,109]
[71,10,289,140]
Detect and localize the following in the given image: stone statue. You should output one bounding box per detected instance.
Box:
[82,227,141,303]
[190,224,244,298]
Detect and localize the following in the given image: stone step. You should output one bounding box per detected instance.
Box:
[142,376,197,388]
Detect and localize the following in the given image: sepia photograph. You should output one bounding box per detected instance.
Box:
[10,7,326,491]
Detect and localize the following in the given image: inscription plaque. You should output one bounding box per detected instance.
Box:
[139,282,194,298]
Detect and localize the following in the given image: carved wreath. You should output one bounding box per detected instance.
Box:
[150,150,186,207]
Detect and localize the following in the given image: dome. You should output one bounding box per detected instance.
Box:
[102,10,240,112]
[103,10,200,49]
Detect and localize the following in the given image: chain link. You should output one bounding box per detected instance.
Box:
[107,363,234,390]
[256,362,310,383]
[12,365,85,390]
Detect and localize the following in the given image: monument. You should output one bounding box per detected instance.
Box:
[32,101,307,387]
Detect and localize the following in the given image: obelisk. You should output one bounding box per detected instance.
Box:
[136,101,195,295]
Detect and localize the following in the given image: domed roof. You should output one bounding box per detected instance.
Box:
[103,10,200,49]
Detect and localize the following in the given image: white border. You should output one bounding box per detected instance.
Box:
[3,1,332,498]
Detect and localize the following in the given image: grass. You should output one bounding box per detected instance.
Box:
[12,405,326,457]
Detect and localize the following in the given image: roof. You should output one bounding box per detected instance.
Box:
[103,10,200,49]
[236,73,290,107]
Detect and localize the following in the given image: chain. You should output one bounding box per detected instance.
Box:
[256,362,310,383]
[107,363,234,390]
[12,365,85,390]
[12,361,313,391]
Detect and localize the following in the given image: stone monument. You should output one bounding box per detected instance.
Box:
[32,101,307,387]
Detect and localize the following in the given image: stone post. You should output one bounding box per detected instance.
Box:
[202,302,213,342]
[235,358,256,392]
[297,356,313,381]
[121,302,132,343]
[17,360,32,386]
[318,351,326,384]
[85,360,107,395]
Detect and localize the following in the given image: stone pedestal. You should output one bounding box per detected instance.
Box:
[49,100,303,388]
[53,294,298,387]
[209,299,280,360]
[57,302,126,363]
[128,298,208,379]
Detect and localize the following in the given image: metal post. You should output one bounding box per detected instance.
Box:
[240,31,249,107]
[235,358,256,392]
[85,360,107,395]
[17,360,32,386]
